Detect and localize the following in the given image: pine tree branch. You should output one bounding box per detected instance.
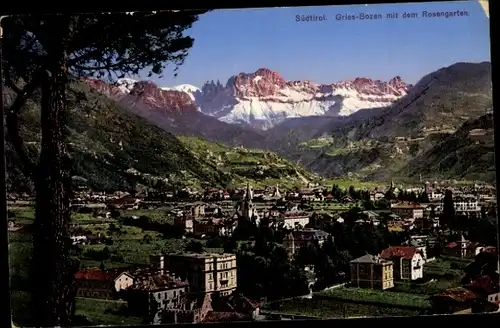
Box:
[5,70,47,181]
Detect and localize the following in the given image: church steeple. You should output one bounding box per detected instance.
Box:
[241,182,254,220]
[272,184,281,199]
[245,182,253,201]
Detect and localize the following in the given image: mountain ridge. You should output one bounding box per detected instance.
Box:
[4,81,313,193]
[400,113,495,182]
[86,78,270,150]
[293,61,494,182]
[92,67,413,130]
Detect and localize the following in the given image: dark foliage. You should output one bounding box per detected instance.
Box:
[2,11,209,327]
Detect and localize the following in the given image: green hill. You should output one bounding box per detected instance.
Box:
[400,114,495,182]
[295,62,494,182]
[5,81,313,192]
[178,136,316,188]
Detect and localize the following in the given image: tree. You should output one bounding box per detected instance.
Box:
[408,191,418,203]
[185,240,204,253]
[142,234,153,244]
[385,188,395,201]
[348,185,357,199]
[331,184,343,199]
[2,11,208,326]
[205,235,224,249]
[418,191,430,203]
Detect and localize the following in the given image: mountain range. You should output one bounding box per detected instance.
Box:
[4,61,495,192]
[4,81,314,193]
[296,62,493,181]
[88,68,413,131]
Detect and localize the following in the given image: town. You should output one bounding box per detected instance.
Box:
[8,179,500,325]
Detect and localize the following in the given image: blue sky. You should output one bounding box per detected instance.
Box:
[140,1,490,87]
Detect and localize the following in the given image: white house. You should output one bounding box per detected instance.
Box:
[429,191,444,201]
[380,246,424,280]
[453,196,481,213]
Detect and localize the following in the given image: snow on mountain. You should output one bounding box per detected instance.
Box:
[173,68,413,130]
[116,78,138,93]
[87,68,412,131]
[85,77,269,149]
[162,84,201,94]
[161,84,202,102]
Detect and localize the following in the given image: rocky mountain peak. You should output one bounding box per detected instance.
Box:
[226,68,286,98]
[331,76,413,97]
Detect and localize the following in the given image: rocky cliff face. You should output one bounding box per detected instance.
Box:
[85,78,269,149]
[88,67,412,131]
[193,68,412,129]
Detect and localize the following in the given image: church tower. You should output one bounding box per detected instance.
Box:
[272,184,281,199]
[242,182,254,219]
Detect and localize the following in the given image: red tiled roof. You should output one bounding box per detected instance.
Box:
[467,276,498,295]
[202,311,247,323]
[432,287,479,302]
[392,202,423,209]
[75,268,122,282]
[479,246,497,254]
[380,246,419,260]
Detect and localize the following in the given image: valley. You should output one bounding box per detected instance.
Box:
[4,81,311,193]
[269,61,494,182]
[5,61,494,194]
[4,6,495,327]
[80,62,493,187]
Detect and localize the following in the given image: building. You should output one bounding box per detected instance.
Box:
[444,235,476,259]
[369,191,385,202]
[114,271,135,291]
[192,218,236,238]
[349,254,394,290]
[239,183,257,220]
[162,293,213,324]
[403,235,434,261]
[429,191,444,201]
[380,246,424,280]
[390,203,424,219]
[429,287,479,314]
[271,211,310,230]
[152,253,237,297]
[174,216,194,234]
[283,229,330,258]
[125,270,189,324]
[453,195,481,214]
[75,267,132,299]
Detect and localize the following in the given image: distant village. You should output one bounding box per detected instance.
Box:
[7,179,500,323]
